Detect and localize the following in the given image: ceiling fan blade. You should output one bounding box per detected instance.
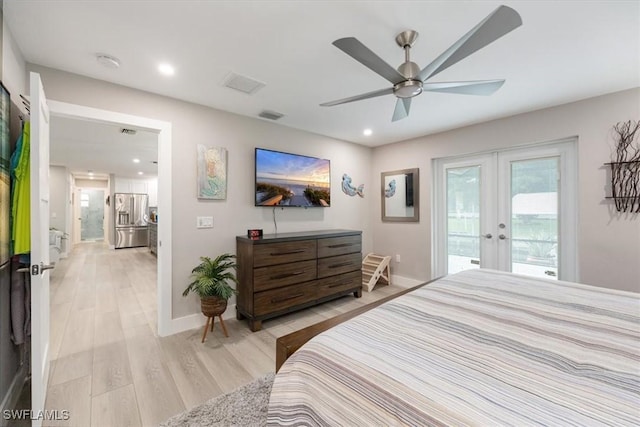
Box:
[320,87,394,107]
[392,98,412,122]
[423,79,505,95]
[417,5,522,82]
[333,37,406,85]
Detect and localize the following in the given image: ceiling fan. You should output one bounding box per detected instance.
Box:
[320,5,522,122]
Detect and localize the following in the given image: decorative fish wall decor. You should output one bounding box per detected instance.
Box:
[342,174,364,198]
[385,179,397,198]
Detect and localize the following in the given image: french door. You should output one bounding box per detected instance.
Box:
[433,140,577,281]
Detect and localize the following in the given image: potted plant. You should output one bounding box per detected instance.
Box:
[182,254,238,319]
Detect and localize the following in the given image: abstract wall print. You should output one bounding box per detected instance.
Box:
[341,173,364,197]
[197,145,227,200]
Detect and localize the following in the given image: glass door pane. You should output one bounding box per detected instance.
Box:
[510,157,559,279]
[447,166,481,273]
[80,189,105,241]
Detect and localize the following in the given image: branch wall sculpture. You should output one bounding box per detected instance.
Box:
[609,120,640,213]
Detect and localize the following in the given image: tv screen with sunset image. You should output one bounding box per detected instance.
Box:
[255,148,331,207]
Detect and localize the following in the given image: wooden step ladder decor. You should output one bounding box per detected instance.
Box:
[362,253,392,292]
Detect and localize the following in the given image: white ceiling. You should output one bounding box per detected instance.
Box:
[4,1,640,148]
[50,116,158,179]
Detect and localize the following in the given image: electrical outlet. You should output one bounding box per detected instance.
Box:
[197,216,213,229]
[396,254,401,263]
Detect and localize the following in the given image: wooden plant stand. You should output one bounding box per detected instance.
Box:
[202,315,229,343]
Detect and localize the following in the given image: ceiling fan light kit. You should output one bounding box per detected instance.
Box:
[320,5,522,122]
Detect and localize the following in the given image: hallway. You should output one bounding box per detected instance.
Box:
[46,242,165,426]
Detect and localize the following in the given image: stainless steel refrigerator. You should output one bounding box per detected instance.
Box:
[114,193,149,249]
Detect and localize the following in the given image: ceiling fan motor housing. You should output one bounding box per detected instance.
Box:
[394,79,423,98]
[394,31,423,98]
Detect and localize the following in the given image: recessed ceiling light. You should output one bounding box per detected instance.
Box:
[96,54,121,69]
[158,63,175,76]
[138,171,144,175]
[89,176,94,180]
[363,128,373,136]
[133,158,140,163]
[88,171,94,176]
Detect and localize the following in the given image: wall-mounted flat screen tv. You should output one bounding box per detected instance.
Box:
[255,148,331,207]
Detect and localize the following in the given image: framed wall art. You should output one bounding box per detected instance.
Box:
[197,145,227,200]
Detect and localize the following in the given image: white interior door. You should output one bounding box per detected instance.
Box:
[434,139,577,281]
[30,72,52,427]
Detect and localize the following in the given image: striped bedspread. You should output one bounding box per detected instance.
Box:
[267,269,640,426]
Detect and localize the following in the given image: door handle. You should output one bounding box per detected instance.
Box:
[26,263,56,275]
[41,263,56,272]
[498,234,508,240]
[482,233,492,239]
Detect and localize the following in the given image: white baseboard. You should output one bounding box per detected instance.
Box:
[166,275,431,336]
[391,274,427,288]
[165,278,428,336]
[165,307,237,336]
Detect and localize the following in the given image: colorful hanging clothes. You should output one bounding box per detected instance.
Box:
[11,122,30,255]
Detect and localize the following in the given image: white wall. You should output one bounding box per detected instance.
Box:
[49,165,70,254]
[372,88,640,293]
[30,64,373,318]
[1,13,26,113]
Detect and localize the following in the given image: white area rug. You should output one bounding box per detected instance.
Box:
[159,373,275,427]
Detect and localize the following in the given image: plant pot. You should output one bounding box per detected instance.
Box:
[201,296,228,317]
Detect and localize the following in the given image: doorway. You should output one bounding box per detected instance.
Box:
[47,100,173,336]
[79,189,105,241]
[433,139,578,281]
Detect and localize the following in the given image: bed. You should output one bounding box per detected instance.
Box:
[267,269,639,426]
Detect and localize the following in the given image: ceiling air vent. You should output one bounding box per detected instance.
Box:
[258,110,284,121]
[222,72,265,95]
[120,128,137,135]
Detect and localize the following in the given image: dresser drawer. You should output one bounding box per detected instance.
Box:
[253,240,317,267]
[317,235,361,258]
[254,282,317,316]
[317,252,362,278]
[254,260,317,292]
[317,271,361,299]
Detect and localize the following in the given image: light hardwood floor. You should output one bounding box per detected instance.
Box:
[45,242,411,427]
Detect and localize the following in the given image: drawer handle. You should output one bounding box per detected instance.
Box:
[328,262,353,269]
[270,250,305,256]
[328,243,354,248]
[270,271,304,280]
[328,280,353,288]
[271,293,304,303]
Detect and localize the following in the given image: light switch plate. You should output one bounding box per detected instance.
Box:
[197,216,213,229]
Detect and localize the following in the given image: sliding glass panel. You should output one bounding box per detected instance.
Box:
[447,166,481,273]
[510,157,559,279]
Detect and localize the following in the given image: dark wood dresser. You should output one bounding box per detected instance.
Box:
[236,229,362,331]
